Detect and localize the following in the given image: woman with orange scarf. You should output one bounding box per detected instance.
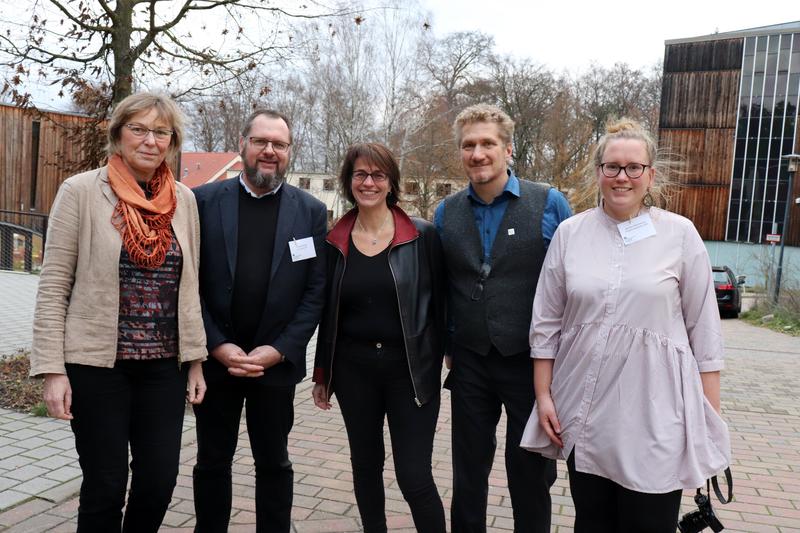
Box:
[30,92,207,533]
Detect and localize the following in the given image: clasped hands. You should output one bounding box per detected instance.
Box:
[212,342,284,377]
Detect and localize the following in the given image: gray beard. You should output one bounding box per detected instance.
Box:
[244,165,285,192]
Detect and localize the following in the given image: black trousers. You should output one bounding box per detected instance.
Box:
[567,453,683,532]
[446,344,557,533]
[333,352,446,533]
[192,371,295,533]
[66,357,188,533]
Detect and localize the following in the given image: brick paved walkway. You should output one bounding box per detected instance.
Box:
[0,319,798,532]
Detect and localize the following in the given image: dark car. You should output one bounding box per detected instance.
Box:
[712,266,745,318]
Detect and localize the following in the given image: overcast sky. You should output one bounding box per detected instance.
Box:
[421,0,797,72]
[7,0,798,110]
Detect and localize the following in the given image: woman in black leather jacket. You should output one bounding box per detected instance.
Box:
[312,143,446,533]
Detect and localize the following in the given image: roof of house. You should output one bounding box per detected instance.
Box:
[178,152,240,188]
[666,20,800,45]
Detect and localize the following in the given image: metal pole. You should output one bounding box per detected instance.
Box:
[773,154,800,305]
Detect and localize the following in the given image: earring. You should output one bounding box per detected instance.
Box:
[643,189,655,208]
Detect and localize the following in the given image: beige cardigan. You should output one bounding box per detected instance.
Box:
[30,167,207,376]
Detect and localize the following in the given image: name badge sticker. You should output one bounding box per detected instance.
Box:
[617,213,657,246]
[507,228,515,236]
[289,236,316,262]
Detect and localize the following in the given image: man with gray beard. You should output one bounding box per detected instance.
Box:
[192,109,328,532]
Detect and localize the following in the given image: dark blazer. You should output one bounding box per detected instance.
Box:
[193,177,328,386]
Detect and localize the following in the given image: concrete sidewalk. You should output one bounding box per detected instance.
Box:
[0,319,799,532]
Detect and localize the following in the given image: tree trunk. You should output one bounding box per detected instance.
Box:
[111,1,135,105]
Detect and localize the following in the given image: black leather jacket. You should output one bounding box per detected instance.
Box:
[313,206,445,406]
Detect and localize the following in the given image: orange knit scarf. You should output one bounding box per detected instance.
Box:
[108,154,177,269]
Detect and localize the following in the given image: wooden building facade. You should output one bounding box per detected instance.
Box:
[661,22,800,247]
[0,104,102,215]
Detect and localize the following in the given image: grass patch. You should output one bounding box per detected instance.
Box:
[30,402,48,417]
[740,307,800,336]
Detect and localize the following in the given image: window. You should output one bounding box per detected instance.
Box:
[323,179,335,191]
[726,32,800,244]
[298,177,310,190]
[436,183,452,197]
[405,181,419,194]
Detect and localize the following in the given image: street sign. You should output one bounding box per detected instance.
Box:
[766,234,781,243]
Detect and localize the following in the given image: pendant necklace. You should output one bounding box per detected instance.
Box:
[356,211,390,245]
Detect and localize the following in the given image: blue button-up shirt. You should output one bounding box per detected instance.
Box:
[434,173,572,260]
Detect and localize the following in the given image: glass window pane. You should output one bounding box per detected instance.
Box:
[765,76,777,96]
[789,74,800,97]
[767,53,779,73]
[791,51,800,73]
[741,75,752,97]
[743,54,755,74]
[745,36,756,56]
[777,73,788,95]
[768,35,779,53]
[753,75,764,96]
[779,48,791,72]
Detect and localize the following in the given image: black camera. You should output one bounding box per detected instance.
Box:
[678,491,724,532]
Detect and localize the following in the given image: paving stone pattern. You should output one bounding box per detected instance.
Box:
[0,319,798,531]
[0,273,38,358]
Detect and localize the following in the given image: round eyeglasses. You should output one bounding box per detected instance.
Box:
[599,162,650,179]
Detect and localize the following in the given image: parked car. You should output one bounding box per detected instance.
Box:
[712,266,746,318]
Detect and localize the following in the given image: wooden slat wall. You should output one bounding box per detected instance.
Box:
[0,106,32,212]
[659,128,735,186]
[664,39,743,72]
[659,128,735,240]
[660,71,741,129]
[0,104,100,214]
[669,186,730,241]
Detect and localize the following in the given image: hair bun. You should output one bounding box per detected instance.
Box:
[605,117,642,134]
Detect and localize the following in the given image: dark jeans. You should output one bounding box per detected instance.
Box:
[446,344,557,533]
[192,371,295,533]
[333,351,446,533]
[66,357,188,533]
[567,452,683,533]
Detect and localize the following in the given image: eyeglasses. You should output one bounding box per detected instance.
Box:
[352,170,388,183]
[471,262,492,301]
[125,123,174,141]
[599,162,650,179]
[247,137,291,153]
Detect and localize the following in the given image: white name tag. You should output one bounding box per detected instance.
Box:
[289,236,316,262]
[507,228,515,236]
[617,213,656,246]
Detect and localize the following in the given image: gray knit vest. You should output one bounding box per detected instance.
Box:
[442,180,549,356]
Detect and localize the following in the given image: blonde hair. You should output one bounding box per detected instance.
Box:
[576,117,681,211]
[106,92,185,162]
[453,103,514,147]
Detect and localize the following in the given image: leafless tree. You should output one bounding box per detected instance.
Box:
[1,0,340,110]
[473,55,557,181]
[420,30,494,112]
[577,62,662,141]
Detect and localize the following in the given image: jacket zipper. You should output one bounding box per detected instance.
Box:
[325,245,347,399]
[388,235,422,407]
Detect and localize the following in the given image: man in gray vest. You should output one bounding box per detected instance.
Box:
[434,104,571,532]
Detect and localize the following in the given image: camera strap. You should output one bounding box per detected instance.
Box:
[700,466,733,504]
